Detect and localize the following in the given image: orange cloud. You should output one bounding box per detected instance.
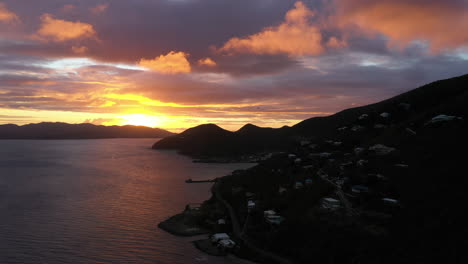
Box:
[336,0,468,52]
[36,14,96,42]
[219,1,330,56]
[139,51,191,74]
[90,4,109,14]
[0,2,19,23]
[198,57,217,67]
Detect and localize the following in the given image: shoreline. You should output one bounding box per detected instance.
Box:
[158,211,210,237]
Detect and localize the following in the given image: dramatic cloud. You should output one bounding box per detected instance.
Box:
[139,51,191,74]
[1,0,467,131]
[219,1,334,56]
[336,0,468,52]
[0,2,19,23]
[35,14,96,42]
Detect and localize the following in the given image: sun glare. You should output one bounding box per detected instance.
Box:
[118,114,164,127]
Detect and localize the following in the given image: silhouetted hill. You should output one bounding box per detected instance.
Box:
[153,73,468,157]
[178,74,468,263]
[153,122,291,157]
[0,122,175,139]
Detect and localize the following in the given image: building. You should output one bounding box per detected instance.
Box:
[211,233,230,243]
[247,200,256,211]
[305,178,313,185]
[321,198,341,210]
[295,182,304,189]
[351,185,369,194]
[265,215,285,225]
[382,198,399,206]
[218,239,236,249]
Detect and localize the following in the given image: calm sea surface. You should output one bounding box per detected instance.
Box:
[0,139,253,264]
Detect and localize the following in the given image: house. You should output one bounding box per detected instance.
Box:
[374,124,387,129]
[337,126,348,131]
[358,114,369,120]
[382,198,400,206]
[369,144,395,155]
[218,239,236,249]
[264,210,276,217]
[288,154,297,159]
[265,215,285,225]
[354,147,365,155]
[305,178,313,185]
[428,114,462,124]
[217,219,226,225]
[295,182,304,189]
[320,152,332,158]
[357,159,368,167]
[380,112,390,118]
[394,164,409,168]
[294,158,302,164]
[333,141,342,146]
[300,140,311,146]
[211,233,230,243]
[245,192,255,199]
[247,200,256,211]
[351,185,369,194]
[351,125,365,132]
[321,198,341,209]
[278,187,287,195]
[302,165,314,170]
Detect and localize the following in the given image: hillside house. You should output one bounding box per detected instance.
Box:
[211,233,230,243]
[321,198,341,210]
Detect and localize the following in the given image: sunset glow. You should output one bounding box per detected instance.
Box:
[1,0,467,132]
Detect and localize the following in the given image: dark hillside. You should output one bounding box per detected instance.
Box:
[153,74,468,158]
[0,122,175,139]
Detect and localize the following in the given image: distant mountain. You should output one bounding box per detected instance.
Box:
[0,122,175,139]
[152,123,291,157]
[153,73,468,157]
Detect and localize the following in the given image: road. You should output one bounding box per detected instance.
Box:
[212,182,293,264]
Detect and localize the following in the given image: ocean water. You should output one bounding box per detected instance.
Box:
[0,138,253,264]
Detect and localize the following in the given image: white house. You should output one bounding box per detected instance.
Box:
[351,185,369,194]
[278,187,287,195]
[211,233,230,243]
[380,112,390,118]
[247,200,256,211]
[382,198,399,206]
[264,210,276,217]
[265,215,285,225]
[358,114,369,120]
[369,144,395,155]
[321,198,341,210]
[428,114,462,124]
[295,182,304,189]
[218,239,236,249]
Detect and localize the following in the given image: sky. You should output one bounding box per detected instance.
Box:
[0,0,467,132]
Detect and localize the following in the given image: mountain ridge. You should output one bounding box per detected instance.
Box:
[0,122,175,139]
[153,73,468,157]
